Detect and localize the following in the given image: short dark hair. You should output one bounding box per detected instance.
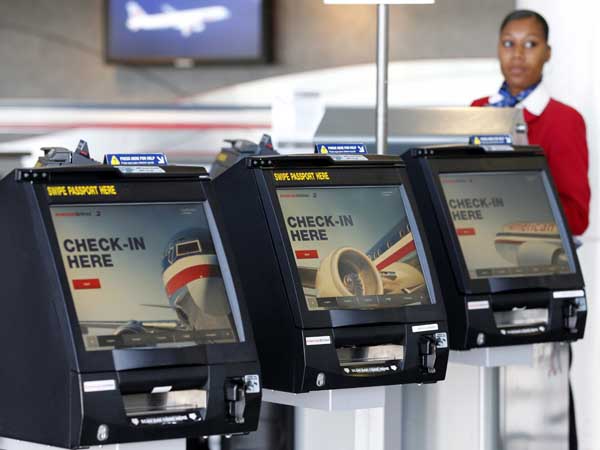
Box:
[500,10,549,42]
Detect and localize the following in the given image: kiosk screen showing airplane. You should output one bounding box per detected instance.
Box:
[50,203,238,351]
[107,0,265,62]
[439,171,575,279]
[276,186,431,311]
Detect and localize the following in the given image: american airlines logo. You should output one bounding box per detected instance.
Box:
[55,211,92,217]
[279,193,310,199]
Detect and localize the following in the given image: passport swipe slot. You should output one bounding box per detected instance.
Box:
[123,389,207,417]
[336,344,404,367]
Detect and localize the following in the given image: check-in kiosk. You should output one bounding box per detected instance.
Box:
[403,145,586,350]
[0,160,261,448]
[212,155,449,393]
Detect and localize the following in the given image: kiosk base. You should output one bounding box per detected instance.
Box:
[263,387,387,411]
[450,344,535,367]
[0,437,186,450]
[286,344,569,450]
[402,343,569,450]
[265,387,402,450]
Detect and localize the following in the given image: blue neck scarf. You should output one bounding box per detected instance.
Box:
[488,81,540,107]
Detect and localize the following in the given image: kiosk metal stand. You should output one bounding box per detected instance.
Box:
[400,344,569,450]
[264,386,402,450]
[479,367,501,450]
[452,346,534,450]
[283,345,567,450]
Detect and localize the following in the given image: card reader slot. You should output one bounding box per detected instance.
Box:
[122,389,207,417]
[489,294,549,311]
[117,366,208,394]
[336,344,404,367]
[493,308,549,329]
[333,325,404,347]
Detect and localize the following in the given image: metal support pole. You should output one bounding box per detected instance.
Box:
[376,4,389,155]
[479,367,501,450]
[383,385,403,450]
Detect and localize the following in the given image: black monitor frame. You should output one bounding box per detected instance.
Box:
[253,162,446,330]
[34,175,257,374]
[422,155,583,295]
[103,0,274,65]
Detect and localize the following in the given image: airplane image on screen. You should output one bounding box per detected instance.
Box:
[80,228,234,337]
[125,1,231,37]
[297,220,426,299]
[494,222,567,267]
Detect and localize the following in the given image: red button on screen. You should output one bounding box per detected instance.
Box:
[457,228,476,236]
[73,279,101,290]
[296,250,319,259]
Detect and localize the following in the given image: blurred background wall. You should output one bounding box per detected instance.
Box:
[0,0,513,102]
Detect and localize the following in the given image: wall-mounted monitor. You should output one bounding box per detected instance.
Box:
[105,0,271,64]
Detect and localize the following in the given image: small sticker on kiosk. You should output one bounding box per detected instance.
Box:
[434,333,448,348]
[117,166,166,174]
[468,300,490,310]
[500,326,544,336]
[306,336,332,346]
[47,185,118,197]
[343,365,397,375]
[315,143,368,155]
[553,290,585,299]
[130,414,202,427]
[104,153,168,166]
[274,171,330,182]
[83,379,117,392]
[330,155,368,161]
[244,374,261,393]
[412,323,439,333]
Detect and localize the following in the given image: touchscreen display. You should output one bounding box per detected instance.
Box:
[439,171,575,279]
[276,186,431,311]
[51,203,238,351]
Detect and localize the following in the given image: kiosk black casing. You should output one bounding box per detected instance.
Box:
[212,155,449,393]
[0,165,261,448]
[403,145,587,350]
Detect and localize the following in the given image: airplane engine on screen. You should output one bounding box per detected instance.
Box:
[380,262,425,294]
[316,247,384,297]
[515,241,566,267]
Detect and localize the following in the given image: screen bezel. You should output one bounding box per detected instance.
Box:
[423,156,583,295]
[256,165,445,330]
[36,180,256,373]
[103,0,274,65]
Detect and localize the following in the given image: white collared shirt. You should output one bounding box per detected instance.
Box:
[487,83,551,116]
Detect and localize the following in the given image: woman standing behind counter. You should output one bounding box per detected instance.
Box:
[472,9,590,236]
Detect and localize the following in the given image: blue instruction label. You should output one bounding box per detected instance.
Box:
[104,153,168,166]
[469,135,513,146]
[315,143,368,155]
